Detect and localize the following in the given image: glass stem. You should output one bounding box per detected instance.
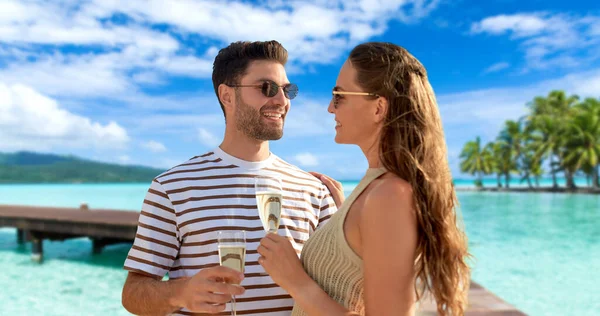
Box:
[231,295,237,316]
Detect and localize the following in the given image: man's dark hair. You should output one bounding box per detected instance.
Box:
[212,40,288,118]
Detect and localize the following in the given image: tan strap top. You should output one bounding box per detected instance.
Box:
[291,167,387,316]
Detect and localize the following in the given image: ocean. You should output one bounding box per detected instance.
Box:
[0,180,599,315]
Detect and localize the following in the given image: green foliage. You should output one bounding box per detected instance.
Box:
[460,90,600,189]
[460,136,494,187]
[0,152,165,183]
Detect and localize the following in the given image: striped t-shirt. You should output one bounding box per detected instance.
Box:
[124,147,337,315]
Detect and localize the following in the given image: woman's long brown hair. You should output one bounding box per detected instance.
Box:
[349,42,471,315]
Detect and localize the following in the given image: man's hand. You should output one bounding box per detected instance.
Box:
[171,266,246,313]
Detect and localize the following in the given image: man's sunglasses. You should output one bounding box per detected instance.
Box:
[229,80,299,100]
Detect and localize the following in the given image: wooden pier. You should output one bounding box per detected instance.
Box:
[0,204,139,262]
[0,204,527,314]
[417,282,527,315]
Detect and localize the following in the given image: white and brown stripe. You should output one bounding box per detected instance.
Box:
[124,150,337,315]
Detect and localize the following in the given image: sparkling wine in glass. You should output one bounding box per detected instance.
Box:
[218,230,246,316]
[254,176,283,234]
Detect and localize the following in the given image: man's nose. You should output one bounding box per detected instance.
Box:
[272,86,288,105]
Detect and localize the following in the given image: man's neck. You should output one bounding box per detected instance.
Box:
[220,128,271,162]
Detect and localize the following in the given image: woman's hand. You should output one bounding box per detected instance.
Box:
[310,171,345,208]
[258,235,358,316]
[257,233,310,293]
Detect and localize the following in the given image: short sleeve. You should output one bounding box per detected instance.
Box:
[124,179,180,278]
[317,184,337,229]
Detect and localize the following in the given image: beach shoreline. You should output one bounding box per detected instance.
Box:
[455,186,600,194]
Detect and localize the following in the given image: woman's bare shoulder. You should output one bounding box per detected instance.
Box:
[366,173,413,206]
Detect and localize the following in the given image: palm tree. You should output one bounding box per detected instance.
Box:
[525,113,559,187]
[460,136,493,187]
[531,158,544,188]
[526,90,579,188]
[462,91,597,191]
[580,98,600,188]
[497,120,524,188]
[485,142,503,187]
[519,149,545,188]
[494,140,518,188]
[563,98,600,189]
[545,91,580,189]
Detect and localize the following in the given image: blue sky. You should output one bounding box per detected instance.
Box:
[0,0,598,180]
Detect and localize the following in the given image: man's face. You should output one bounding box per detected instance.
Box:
[233,60,291,141]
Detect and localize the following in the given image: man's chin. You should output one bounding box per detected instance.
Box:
[259,129,284,141]
[263,132,284,141]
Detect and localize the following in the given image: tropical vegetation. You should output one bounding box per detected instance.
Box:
[0,152,165,183]
[459,90,600,190]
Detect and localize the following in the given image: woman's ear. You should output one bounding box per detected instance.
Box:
[374,97,389,123]
[218,83,234,112]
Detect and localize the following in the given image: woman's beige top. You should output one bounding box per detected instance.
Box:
[291,167,387,316]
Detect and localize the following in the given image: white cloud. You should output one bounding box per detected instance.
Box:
[0,48,217,99]
[0,0,441,101]
[471,14,548,37]
[142,141,167,153]
[483,62,510,74]
[131,71,165,86]
[0,52,135,98]
[0,83,129,151]
[294,152,319,167]
[471,13,600,71]
[198,128,221,147]
[0,0,178,49]
[154,55,213,78]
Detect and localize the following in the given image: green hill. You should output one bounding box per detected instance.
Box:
[0,152,165,183]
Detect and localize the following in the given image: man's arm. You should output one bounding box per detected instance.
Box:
[122,268,245,315]
[122,272,185,316]
[121,179,244,314]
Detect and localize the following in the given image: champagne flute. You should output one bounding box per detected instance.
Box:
[254,176,283,234]
[217,230,246,316]
[255,176,283,276]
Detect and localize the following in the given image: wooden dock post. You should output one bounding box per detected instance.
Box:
[31,237,43,263]
[92,238,104,254]
[92,237,127,254]
[16,229,25,244]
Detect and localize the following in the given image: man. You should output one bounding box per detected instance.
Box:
[121,40,337,316]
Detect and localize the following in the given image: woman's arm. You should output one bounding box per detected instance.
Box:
[257,234,359,316]
[288,271,360,316]
[257,177,417,316]
[361,178,418,316]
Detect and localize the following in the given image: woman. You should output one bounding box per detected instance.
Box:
[257,42,471,316]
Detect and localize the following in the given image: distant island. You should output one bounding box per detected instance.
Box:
[0,152,166,183]
[459,89,599,193]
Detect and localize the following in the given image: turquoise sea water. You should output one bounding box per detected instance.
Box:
[1,182,599,315]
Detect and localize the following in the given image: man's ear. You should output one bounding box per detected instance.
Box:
[374,97,388,123]
[218,83,234,111]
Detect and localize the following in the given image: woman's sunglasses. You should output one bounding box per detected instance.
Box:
[229,80,299,100]
[331,90,379,108]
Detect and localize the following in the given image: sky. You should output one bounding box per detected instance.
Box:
[0,0,599,180]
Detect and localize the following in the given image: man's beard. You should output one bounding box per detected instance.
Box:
[234,92,284,140]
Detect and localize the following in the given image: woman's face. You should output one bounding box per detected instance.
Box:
[328,59,382,146]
